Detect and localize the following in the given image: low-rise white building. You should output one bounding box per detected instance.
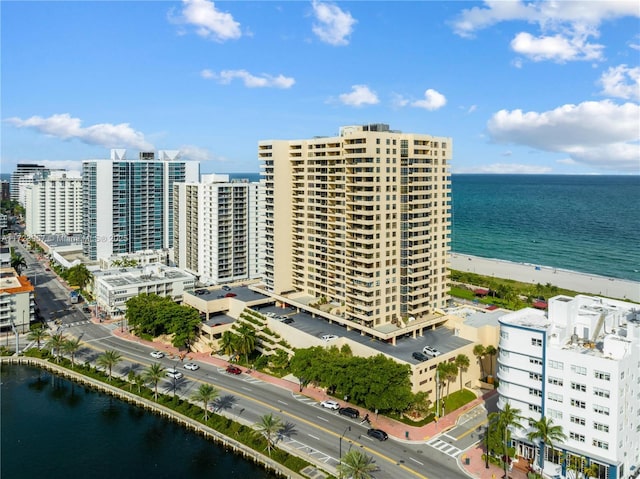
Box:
[93,263,196,318]
[497,294,640,479]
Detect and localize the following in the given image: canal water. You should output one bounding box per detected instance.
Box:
[1,365,277,479]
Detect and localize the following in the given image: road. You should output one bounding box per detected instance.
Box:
[10,237,485,479]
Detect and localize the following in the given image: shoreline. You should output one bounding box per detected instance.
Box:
[450,253,640,303]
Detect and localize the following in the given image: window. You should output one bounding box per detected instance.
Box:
[547,409,563,420]
[530,372,542,381]
[594,405,610,416]
[531,338,542,347]
[570,416,585,426]
[571,382,587,392]
[593,422,609,433]
[500,330,509,339]
[529,404,541,413]
[548,377,563,386]
[594,370,611,381]
[548,360,563,370]
[593,387,610,398]
[548,392,563,403]
[569,432,585,442]
[571,365,587,375]
[571,399,586,409]
[529,388,542,397]
[530,358,543,366]
[592,439,609,450]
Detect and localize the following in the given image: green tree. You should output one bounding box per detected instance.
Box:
[167,304,200,351]
[527,416,567,479]
[473,344,486,379]
[127,369,137,391]
[485,345,497,377]
[134,374,145,394]
[62,337,82,368]
[10,252,27,275]
[28,324,49,349]
[66,263,92,291]
[46,332,66,363]
[337,449,377,479]
[96,350,122,381]
[235,324,256,363]
[191,383,219,421]
[219,330,238,357]
[254,413,283,456]
[269,349,290,371]
[404,391,431,419]
[144,362,165,400]
[455,354,470,391]
[490,404,524,479]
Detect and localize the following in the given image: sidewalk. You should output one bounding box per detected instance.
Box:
[110,325,520,479]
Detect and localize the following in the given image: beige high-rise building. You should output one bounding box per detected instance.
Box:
[259,124,452,334]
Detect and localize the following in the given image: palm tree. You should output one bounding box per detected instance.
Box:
[236,324,256,363]
[337,449,377,479]
[27,325,49,349]
[96,350,122,380]
[46,332,66,363]
[527,416,567,479]
[455,354,470,391]
[62,337,82,368]
[191,383,219,421]
[67,263,92,291]
[485,345,497,377]
[473,344,486,379]
[490,403,524,479]
[144,363,165,400]
[134,374,146,394]
[10,252,27,275]
[219,331,238,357]
[254,413,283,456]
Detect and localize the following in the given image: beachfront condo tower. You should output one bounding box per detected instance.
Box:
[82,149,200,261]
[259,123,452,332]
[173,174,265,285]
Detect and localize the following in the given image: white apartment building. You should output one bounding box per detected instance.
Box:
[259,124,452,337]
[173,174,264,285]
[25,171,83,236]
[0,267,34,333]
[93,263,196,317]
[82,149,200,261]
[497,295,640,479]
[10,163,48,204]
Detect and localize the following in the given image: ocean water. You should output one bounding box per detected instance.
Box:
[1,365,276,479]
[228,173,640,283]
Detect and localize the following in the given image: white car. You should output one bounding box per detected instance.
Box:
[320,400,340,410]
[150,350,165,359]
[165,368,184,380]
[321,334,338,341]
[183,362,199,371]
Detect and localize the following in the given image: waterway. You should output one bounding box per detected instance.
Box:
[0,364,277,479]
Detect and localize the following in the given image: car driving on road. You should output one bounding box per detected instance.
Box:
[150,351,165,359]
[320,400,340,410]
[338,407,359,419]
[226,365,242,375]
[367,428,388,441]
[183,362,199,371]
[165,368,183,380]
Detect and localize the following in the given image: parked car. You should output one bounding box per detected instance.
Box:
[282,318,294,324]
[422,345,441,357]
[321,334,338,341]
[165,368,183,380]
[150,351,165,359]
[226,365,242,375]
[412,351,429,362]
[338,407,359,419]
[82,306,91,313]
[222,285,231,291]
[225,292,237,298]
[183,362,199,371]
[320,400,340,410]
[367,428,388,441]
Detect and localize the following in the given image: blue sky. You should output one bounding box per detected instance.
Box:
[2,1,639,175]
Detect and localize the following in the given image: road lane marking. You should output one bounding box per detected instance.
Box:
[241,386,252,392]
[316,416,329,422]
[454,418,487,440]
[277,400,288,405]
[409,457,424,466]
[308,434,320,441]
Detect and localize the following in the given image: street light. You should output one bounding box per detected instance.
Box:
[339,425,351,469]
[485,424,490,469]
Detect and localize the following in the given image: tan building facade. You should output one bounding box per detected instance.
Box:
[259,124,452,336]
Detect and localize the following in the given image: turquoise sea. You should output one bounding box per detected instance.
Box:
[229,173,640,283]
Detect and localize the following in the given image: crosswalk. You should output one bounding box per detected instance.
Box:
[426,435,463,457]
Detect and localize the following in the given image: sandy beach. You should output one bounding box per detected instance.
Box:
[451,253,640,303]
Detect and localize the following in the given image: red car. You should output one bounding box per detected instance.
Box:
[226,365,242,375]
[225,292,237,298]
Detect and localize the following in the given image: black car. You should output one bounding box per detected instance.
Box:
[282,318,294,324]
[367,428,388,441]
[338,407,359,419]
[412,351,428,362]
[82,306,91,313]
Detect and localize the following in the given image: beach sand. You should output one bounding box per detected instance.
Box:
[451,253,640,303]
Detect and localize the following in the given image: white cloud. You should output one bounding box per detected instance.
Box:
[311,0,356,46]
[173,0,241,42]
[178,145,217,162]
[338,85,379,106]
[411,89,447,110]
[452,1,638,63]
[6,113,153,150]
[510,32,603,62]
[598,64,640,100]
[391,93,409,108]
[487,100,640,172]
[455,163,553,174]
[201,69,295,88]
